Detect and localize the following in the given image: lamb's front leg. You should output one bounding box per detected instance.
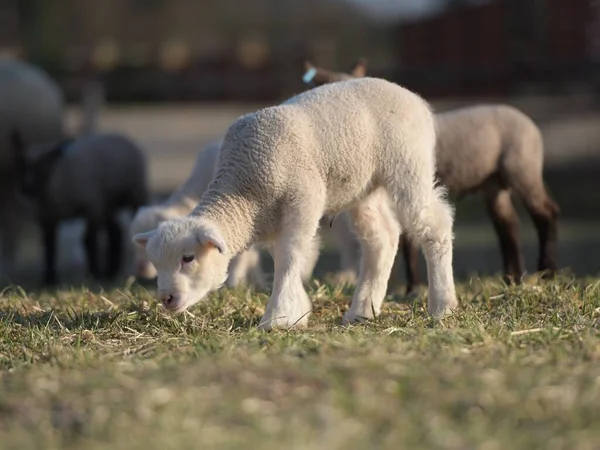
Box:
[343,189,400,323]
[260,218,321,331]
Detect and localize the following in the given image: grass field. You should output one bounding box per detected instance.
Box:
[1,275,600,449]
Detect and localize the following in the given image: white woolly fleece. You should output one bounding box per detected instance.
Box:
[134,77,458,328]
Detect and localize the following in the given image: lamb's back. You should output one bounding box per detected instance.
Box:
[214,78,431,209]
[435,104,540,195]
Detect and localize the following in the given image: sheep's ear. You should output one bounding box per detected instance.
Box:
[132,230,156,249]
[195,227,227,254]
[302,61,318,84]
[351,59,368,77]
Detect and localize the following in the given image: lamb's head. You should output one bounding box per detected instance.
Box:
[132,216,230,313]
[129,206,183,279]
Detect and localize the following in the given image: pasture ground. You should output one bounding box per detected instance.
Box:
[1,276,600,449]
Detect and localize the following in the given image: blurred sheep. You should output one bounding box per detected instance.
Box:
[11,131,148,285]
[0,59,65,278]
[304,60,560,292]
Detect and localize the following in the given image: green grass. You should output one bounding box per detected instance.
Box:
[1,276,600,450]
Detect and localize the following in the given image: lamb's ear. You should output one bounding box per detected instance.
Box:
[351,58,368,77]
[195,226,227,254]
[132,230,156,249]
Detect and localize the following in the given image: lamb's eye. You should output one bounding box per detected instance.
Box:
[182,255,195,264]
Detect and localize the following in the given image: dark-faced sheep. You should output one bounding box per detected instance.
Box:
[11,131,148,285]
[0,59,65,278]
[303,61,560,292]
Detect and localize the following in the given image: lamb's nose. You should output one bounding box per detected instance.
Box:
[161,294,175,308]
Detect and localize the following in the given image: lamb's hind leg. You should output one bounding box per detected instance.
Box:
[395,187,457,318]
[523,190,559,278]
[483,183,524,283]
[343,188,400,323]
[260,198,324,331]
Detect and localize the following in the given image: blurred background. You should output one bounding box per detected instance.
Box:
[1,0,599,286]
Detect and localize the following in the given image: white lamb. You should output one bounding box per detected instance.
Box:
[133,78,457,329]
[129,140,266,290]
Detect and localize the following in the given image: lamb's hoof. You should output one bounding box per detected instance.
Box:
[258,313,310,331]
[404,284,427,302]
[332,270,357,286]
[427,299,458,319]
[342,309,377,325]
[540,269,557,280]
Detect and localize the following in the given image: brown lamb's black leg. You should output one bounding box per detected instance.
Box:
[389,234,423,296]
[483,185,525,284]
[525,195,559,279]
[401,234,423,295]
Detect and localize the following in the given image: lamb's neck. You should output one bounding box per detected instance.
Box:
[190,190,258,256]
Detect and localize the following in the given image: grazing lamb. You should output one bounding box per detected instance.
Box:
[129,140,266,290]
[304,61,559,292]
[11,131,148,285]
[133,77,457,329]
[0,59,65,277]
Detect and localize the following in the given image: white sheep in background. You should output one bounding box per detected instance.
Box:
[11,131,148,285]
[304,61,560,293]
[133,78,457,329]
[0,58,65,278]
[129,140,266,290]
